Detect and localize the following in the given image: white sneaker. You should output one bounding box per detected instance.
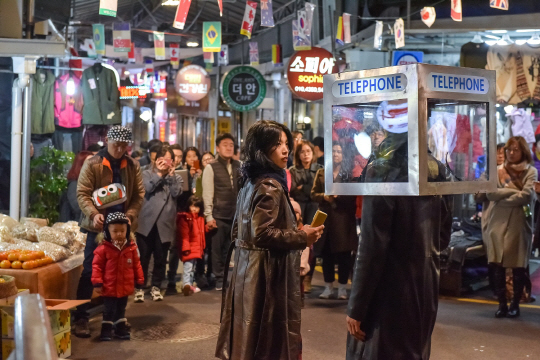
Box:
[150,286,163,301]
[319,284,335,299]
[338,286,348,300]
[134,289,145,303]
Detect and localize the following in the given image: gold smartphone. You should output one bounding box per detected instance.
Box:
[311,210,328,227]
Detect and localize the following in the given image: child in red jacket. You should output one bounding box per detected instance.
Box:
[92,212,144,341]
[177,196,206,296]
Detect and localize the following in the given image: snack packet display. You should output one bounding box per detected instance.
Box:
[37,227,71,248]
[11,222,40,242]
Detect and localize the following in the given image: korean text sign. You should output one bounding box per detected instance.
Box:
[175,65,211,102]
[221,66,267,112]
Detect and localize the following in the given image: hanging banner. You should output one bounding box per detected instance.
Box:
[99,0,117,17]
[336,16,344,45]
[217,0,223,16]
[92,24,106,55]
[204,51,214,63]
[394,18,405,49]
[220,66,267,112]
[153,32,166,60]
[490,0,508,10]
[83,39,97,58]
[173,0,192,30]
[128,43,135,63]
[175,65,211,101]
[218,45,229,66]
[374,20,383,50]
[292,20,310,51]
[249,42,259,66]
[272,44,282,66]
[261,0,275,27]
[170,43,180,69]
[305,3,315,35]
[287,47,337,101]
[451,0,462,21]
[203,22,221,52]
[240,1,257,39]
[421,7,436,28]
[343,13,351,44]
[145,59,154,76]
[113,22,131,52]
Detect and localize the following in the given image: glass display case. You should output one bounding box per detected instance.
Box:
[323,63,496,196]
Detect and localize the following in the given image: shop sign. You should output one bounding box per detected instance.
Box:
[119,85,150,99]
[175,65,211,102]
[287,47,337,101]
[332,74,407,98]
[221,66,266,112]
[392,51,424,66]
[428,73,489,94]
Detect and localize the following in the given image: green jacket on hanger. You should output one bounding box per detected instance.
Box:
[81,64,121,125]
[31,69,56,135]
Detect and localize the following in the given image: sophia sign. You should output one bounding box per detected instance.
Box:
[287,47,338,101]
[175,65,211,101]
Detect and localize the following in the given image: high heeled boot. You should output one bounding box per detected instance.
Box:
[508,268,525,318]
[493,265,508,318]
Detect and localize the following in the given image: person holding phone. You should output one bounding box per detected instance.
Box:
[215,121,323,360]
[136,145,183,302]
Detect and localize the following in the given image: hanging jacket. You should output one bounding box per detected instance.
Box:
[177,212,206,262]
[91,233,144,298]
[81,64,121,125]
[54,73,83,128]
[507,108,536,145]
[31,69,56,135]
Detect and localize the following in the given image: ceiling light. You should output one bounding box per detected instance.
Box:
[516,29,540,33]
[186,39,199,47]
[484,35,500,40]
[161,0,179,5]
[485,40,498,46]
[490,30,507,34]
[303,116,312,124]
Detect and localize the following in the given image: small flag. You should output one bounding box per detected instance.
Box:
[336,16,344,45]
[261,0,275,27]
[218,45,229,66]
[305,3,315,35]
[374,20,383,49]
[421,7,436,28]
[394,18,405,49]
[451,0,462,21]
[241,1,258,39]
[92,24,106,55]
[490,0,508,10]
[249,42,259,66]
[135,47,143,64]
[99,0,117,17]
[203,22,221,52]
[217,0,223,16]
[128,43,135,63]
[292,19,310,51]
[82,38,96,58]
[153,32,166,60]
[204,52,214,63]
[343,13,351,43]
[170,43,180,69]
[205,62,213,71]
[145,59,154,76]
[173,0,192,30]
[113,22,131,52]
[272,44,282,66]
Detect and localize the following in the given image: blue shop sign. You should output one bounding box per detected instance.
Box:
[331,74,407,98]
[392,51,424,66]
[428,72,489,94]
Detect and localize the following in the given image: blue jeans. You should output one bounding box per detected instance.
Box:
[183,259,196,287]
[74,231,98,321]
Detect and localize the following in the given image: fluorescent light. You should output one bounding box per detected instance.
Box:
[516,29,540,33]
[484,35,500,40]
[162,0,179,5]
[490,30,507,34]
[186,40,199,47]
[485,40,498,46]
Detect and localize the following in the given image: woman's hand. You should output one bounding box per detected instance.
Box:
[534,181,540,194]
[346,316,366,341]
[190,167,197,176]
[302,224,324,246]
[156,159,169,174]
[168,167,175,177]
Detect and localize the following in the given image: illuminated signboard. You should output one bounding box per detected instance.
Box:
[119,85,150,99]
[287,47,338,101]
[175,65,211,101]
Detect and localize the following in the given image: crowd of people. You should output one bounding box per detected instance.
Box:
[51,120,540,359]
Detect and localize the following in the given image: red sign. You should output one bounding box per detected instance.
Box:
[175,65,211,101]
[159,121,166,142]
[286,47,338,101]
[119,86,149,99]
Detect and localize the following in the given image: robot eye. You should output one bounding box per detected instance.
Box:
[108,184,118,193]
[98,188,108,197]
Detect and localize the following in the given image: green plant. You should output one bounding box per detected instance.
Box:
[29,146,74,224]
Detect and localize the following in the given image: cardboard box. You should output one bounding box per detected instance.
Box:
[2,338,15,360]
[53,329,71,359]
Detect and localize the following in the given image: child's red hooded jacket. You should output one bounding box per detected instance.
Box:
[177,212,206,262]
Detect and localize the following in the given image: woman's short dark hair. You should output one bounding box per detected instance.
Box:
[497,143,506,151]
[131,150,143,158]
[294,140,315,168]
[182,146,202,164]
[186,195,204,213]
[154,145,175,163]
[240,120,293,181]
[505,136,532,164]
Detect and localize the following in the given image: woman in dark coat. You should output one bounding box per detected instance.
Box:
[311,142,358,300]
[60,150,93,222]
[215,120,323,360]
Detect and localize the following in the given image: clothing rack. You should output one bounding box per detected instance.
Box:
[36,65,85,72]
